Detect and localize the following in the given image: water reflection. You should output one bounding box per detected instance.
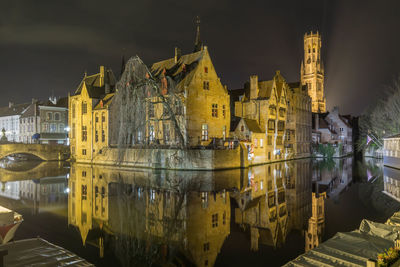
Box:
[0,157,397,267]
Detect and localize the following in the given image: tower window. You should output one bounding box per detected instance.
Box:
[204,67,208,73]
[203,81,210,90]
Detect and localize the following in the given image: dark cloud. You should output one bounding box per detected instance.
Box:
[0,0,399,115]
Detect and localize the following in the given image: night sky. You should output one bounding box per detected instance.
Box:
[1,0,400,115]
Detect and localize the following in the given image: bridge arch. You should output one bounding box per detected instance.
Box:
[0,144,69,161]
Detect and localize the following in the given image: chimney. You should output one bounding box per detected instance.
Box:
[8,102,14,108]
[174,47,181,63]
[100,66,105,86]
[249,75,259,100]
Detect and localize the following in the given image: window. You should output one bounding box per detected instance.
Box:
[82,102,87,114]
[82,125,87,141]
[212,213,218,228]
[211,104,218,117]
[317,82,322,91]
[260,138,263,148]
[203,81,209,90]
[203,242,210,252]
[278,121,285,131]
[102,129,105,142]
[43,123,49,132]
[201,124,208,141]
[95,130,98,142]
[254,138,258,148]
[72,104,76,119]
[72,123,75,138]
[95,114,99,123]
[50,123,56,132]
[82,149,86,155]
[82,185,87,200]
[82,171,86,177]
[163,123,170,142]
[46,112,53,121]
[148,103,154,118]
[204,67,208,73]
[268,151,271,160]
[54,112,60,121]
[279,108,285,117]
[222,105,226,118]
[277,136,283,145]
[149,125,155,142]
[59,123,64,132]
[175,100,183,115]
[268,120,275,131]
[241,125,244,132]
[101,113,105,123]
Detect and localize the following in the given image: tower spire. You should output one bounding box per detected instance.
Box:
[193,16,202,52]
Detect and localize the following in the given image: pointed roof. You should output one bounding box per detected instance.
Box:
[193,16,202,52]
[74,67,116,99]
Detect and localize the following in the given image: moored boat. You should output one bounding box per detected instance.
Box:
[0,206,23,244]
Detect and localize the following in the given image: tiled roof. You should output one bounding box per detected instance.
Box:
[0,103,30,117]
[151,49,206,93]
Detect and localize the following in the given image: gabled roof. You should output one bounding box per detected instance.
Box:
[243,118,263,133]
[0,103,30,117]
[151,49,206,93]
[94,93,114,110]
[258,80,274,99]
[74,67,116,99]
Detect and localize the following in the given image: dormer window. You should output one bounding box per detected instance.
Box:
[204,67,208,73]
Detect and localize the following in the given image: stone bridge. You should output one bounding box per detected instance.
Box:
[0,144,69,161]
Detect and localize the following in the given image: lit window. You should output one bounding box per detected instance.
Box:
[202,124,208,141]
[254,138,258,148]
[260,139,263,148]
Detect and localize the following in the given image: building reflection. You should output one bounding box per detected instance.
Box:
[305,191,326,252]
[0,161,69,214]
[233,160,312,251]
[67,157,356,265]
[312,158,353,200]
[68,164,233,266]
[383,166,400,201]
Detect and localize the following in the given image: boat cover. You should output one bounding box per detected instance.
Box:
[0,238,94,266]
[284,218,400,267]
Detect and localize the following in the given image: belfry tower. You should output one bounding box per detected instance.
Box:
[301,31,326,113]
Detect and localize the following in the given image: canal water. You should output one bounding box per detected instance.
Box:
[0,157,398,267]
